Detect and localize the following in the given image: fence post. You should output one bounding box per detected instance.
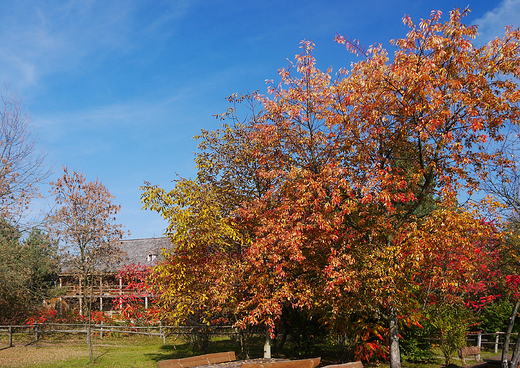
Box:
[34,323,39,341]
[477,332,482,361]
[159,322,165,345]
[264,329,271,359]
[100,321,104,340]
[162,325,166,345]
[9,326,13,347]
[496,332,500,353]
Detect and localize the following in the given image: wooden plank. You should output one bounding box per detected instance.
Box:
[178,356,209,366]
[241,357,320,368]
[205,352,236,364]
[158,361,182,368]
[158,351,236,368]
[322,362,363,368]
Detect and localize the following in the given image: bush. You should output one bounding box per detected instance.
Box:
[401,321,435,363]
[430,303,475,366]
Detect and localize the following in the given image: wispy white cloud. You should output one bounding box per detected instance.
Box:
[0,0,194,90]
[33,98,171,146]
[473,0,520,45]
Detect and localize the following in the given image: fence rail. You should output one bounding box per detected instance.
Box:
[2,324,514,355]
[0,323,236,348]
[464,331,520,354]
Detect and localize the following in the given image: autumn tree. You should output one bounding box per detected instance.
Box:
[143,8,519,368]
[114,263,158,323]
[237,8,519,368]
[141,120,255,295]
[49,167,125,362]
[141,95,279,355]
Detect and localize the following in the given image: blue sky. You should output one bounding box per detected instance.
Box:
[2,0,519,239]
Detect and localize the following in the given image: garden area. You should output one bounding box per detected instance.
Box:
[2,301,520,368]
[0,328,511,368]
[2,6,520,368]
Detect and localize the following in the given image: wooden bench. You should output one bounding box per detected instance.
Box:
[458,346,481,366]
[241,358,321,368]
[158,351,236,368]
[322,362,363,368]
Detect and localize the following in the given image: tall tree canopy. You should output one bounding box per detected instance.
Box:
[49,167,126,305]
[49,167,126,362]
[143,8,519,368]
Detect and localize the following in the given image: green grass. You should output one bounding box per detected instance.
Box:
[0,334,185,367]
[0,331,507,368]
[0,332,260,368]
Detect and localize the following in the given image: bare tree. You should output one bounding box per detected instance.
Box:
[49,167,125,362]
[481,127,520,220]
[481,128,520,368]
[0,87,50,222]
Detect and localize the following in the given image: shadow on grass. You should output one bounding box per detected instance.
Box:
[143,335,327,364]
[144,344,186,362]
[145,339,243,363]
[93,347,111,363]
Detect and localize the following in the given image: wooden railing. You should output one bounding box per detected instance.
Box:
[0,323,236,347]
[59,285,149,297]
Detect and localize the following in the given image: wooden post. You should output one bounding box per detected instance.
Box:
[477,332,482,361]
[59,297,63,319]
[496,332,500,353]
[119,276,122,310]
[34,323,39,341]
[160,323,165,345]
[100,276,103,311]
[9,326,13,347]
[100,321,104,339]
[79,277,83,316]
[264,329,271,359]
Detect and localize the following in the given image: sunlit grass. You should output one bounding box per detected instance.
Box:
[0,331,507,368]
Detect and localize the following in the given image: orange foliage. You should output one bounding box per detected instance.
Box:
[143,8,519,367]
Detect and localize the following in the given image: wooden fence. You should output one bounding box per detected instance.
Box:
[0,323,236,348]
[1,324,516,356]
[465,331,520,354]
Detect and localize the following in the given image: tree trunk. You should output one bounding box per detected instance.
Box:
[87,272,94,363]
[502,301,520,368]
[274,325,290,355]
[510,331,520,368]
[87,323,93,362]
[389,308,401,368]
[238,328,250,359]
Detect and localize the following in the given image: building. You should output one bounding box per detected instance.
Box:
[56,237,172,316]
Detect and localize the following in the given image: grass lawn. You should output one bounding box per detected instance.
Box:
[0,331,508,368]
[0,333,223,368]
